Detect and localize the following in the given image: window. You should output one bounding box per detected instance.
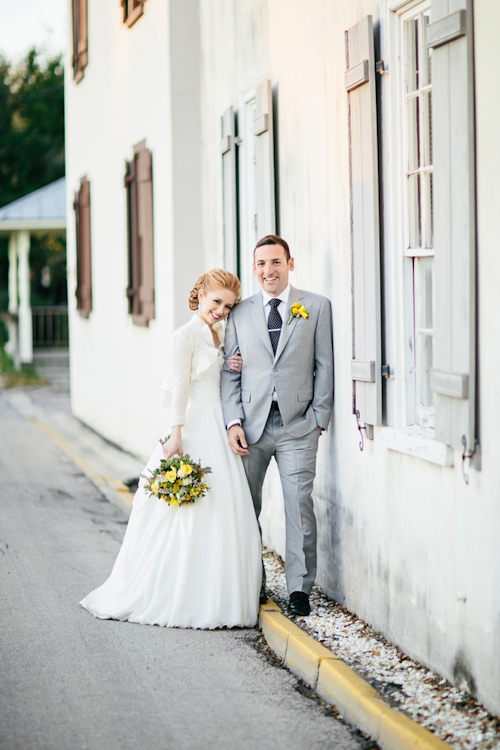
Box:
[71,0,88,83]
[125,141,155,327]
[401,3,434,427]
[73,177,92,318]
[121,0,146,28]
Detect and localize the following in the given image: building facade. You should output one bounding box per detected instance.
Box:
[65,0,500,713]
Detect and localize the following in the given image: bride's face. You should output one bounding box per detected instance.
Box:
[198,287,237,326]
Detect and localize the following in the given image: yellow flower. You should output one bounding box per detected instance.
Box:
[182,463,193,475]
[293,302,301,310]
[165,468,177,482]
[151,481,158,494]
[300,310,308,318]
[170,498,179,507]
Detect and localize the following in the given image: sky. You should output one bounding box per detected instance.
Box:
[0,0,67,64]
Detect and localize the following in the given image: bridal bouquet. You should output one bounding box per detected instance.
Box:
[143,439,212,507]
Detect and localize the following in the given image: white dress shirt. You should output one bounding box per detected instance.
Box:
[227,285,291,429]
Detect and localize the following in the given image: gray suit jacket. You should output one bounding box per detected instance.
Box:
[221,285,334,444]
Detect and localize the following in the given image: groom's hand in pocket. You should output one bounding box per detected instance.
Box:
[228,425,249,456]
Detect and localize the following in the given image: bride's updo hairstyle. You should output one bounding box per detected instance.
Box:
[188,269,241,311]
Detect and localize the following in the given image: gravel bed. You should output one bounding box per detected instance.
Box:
[263,549,500,750]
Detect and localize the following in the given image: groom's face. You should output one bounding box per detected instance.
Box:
[253,244,294,297]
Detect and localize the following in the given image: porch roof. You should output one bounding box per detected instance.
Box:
[0,177,66,234]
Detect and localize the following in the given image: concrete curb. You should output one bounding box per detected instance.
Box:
[259,602,451,750]
[30,416,134,517]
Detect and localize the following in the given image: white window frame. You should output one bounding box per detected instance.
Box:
[381,0,453,465]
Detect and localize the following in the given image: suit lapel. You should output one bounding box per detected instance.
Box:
[274,286,304,363]
[249,293,274,357]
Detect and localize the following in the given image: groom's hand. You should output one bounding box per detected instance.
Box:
[228,425,249,456]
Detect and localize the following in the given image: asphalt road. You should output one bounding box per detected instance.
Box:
[0,395,364,750]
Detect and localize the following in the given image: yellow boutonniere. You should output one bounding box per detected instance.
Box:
[287,302,309,324]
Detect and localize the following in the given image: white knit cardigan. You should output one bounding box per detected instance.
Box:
[160,313,224,426]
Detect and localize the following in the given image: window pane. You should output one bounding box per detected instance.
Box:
[408,173,421,248]
[406,18,419,93]
[422,13,432,86]
[420,333,434,407]
[423,91,432,166]
[407,97,420,170]
[419,256,433,328]
[423,171,434,247]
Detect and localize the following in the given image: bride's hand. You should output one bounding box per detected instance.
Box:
[228,351,243,373]
[162,427,183,459]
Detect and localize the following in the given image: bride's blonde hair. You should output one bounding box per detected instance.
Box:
[188,269,241,311]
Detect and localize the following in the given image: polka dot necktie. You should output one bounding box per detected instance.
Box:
[268,298,282,355]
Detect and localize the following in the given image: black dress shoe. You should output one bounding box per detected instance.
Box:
[259,584,268,605]
[288,591,311,616]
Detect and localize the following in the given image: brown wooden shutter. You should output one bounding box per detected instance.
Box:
[72,0,88,83]
[125,157,139,316]
[74,177,92,318]
[345,15,383,432]
[135,142,155,325]
[125,142,155,327]
[121,0,146,27]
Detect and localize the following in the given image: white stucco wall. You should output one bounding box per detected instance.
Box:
[65,0,192,459]
[66,0,500,714]
[198,0,500,714]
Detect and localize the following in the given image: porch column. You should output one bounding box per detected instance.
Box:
[17,230,33,364]
[4,232,19,365]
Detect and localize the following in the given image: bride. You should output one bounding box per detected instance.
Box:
[80,269,262,629]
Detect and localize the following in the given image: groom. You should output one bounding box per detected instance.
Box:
[221,235,334,616]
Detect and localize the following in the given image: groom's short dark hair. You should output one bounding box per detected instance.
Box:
[254,235,291,262]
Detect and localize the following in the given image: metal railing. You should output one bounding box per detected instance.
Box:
[32,306,69,348]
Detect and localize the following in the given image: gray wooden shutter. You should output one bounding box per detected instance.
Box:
[221,106,238,274]
[345,15,382,428]
[254,79,276,238]
[135,142,155,326]
[428,0,476,454]
[73,177,92,318]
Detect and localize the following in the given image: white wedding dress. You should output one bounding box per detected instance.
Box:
[80,315,262,629]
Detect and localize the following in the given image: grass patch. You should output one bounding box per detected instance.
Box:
[0,347,46,388]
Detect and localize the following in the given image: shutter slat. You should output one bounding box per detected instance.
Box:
[346,15,382,428]
[221,106,238,274]
[254,80,276,238]
[430,0,476,451]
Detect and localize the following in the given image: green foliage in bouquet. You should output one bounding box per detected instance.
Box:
[143,439,212,507]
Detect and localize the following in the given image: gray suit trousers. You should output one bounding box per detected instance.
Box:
[242,404,319,595]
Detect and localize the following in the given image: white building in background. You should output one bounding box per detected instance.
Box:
[65,0,500,714]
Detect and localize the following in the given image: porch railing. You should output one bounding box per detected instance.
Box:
[32,306,69,348]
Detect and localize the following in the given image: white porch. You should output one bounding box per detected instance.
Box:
[0,178,66,365]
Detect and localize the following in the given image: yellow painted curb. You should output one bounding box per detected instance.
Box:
[259,604,451,750]
[30,417,134,513]
[285,633,338,686]
[258,609,304,659]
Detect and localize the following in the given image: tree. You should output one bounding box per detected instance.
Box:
[0,48,64,208]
